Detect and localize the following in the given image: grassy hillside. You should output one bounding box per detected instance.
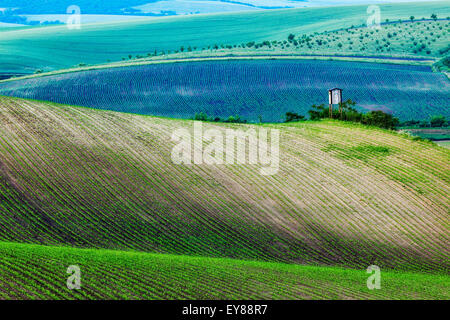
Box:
[164,19,450,60]
[1,242,448,300]
[0,0,153,14]
[0,96,448,273]
[0,60,448,122]
[0,1,449,74]
[436,140,450,148]
[0,22,26,28]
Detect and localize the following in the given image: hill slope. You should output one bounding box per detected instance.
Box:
[1,242,448,300]
[1,1,449,74]
[0,96,448,272]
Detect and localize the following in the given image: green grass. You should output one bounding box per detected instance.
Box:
[0,1,449,74]
[0,241,448,300]
[322,144,393,161]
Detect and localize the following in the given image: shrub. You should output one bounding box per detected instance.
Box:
[224,115,246,123]
[430,115,447,127]
[401,120,420,127]
[194,112,209,121]
[308,104,327,120]
[285,112,305,123]
[362,110,399,129]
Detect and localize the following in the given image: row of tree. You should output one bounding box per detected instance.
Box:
[193,112,247,124]
[286,99,400,130]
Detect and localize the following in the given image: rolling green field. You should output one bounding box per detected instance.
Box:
[0,95,448,299]
[0,242,448,300]
[0,1,449,74]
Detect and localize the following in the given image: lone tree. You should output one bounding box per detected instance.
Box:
[410,16,415,22]
[431,14,438,21]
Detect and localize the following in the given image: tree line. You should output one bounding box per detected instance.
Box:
[193,101,447,131]
[285,99,400,130]
[285,100,447,130]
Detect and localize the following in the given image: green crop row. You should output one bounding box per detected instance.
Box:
[0,96,448,274]
[0,242,448,300]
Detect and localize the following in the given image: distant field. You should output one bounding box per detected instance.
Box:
[0,60,448,122]
[401,128,450,141]
[0,2,449,74]
[0,0,438,14]
[0,242,448,300]
[21,14,155,24]
[0,22,26,28]
[133,0,261,14]
[0,96,448,273]
[0,0,305,15]
[175,20,450,60]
